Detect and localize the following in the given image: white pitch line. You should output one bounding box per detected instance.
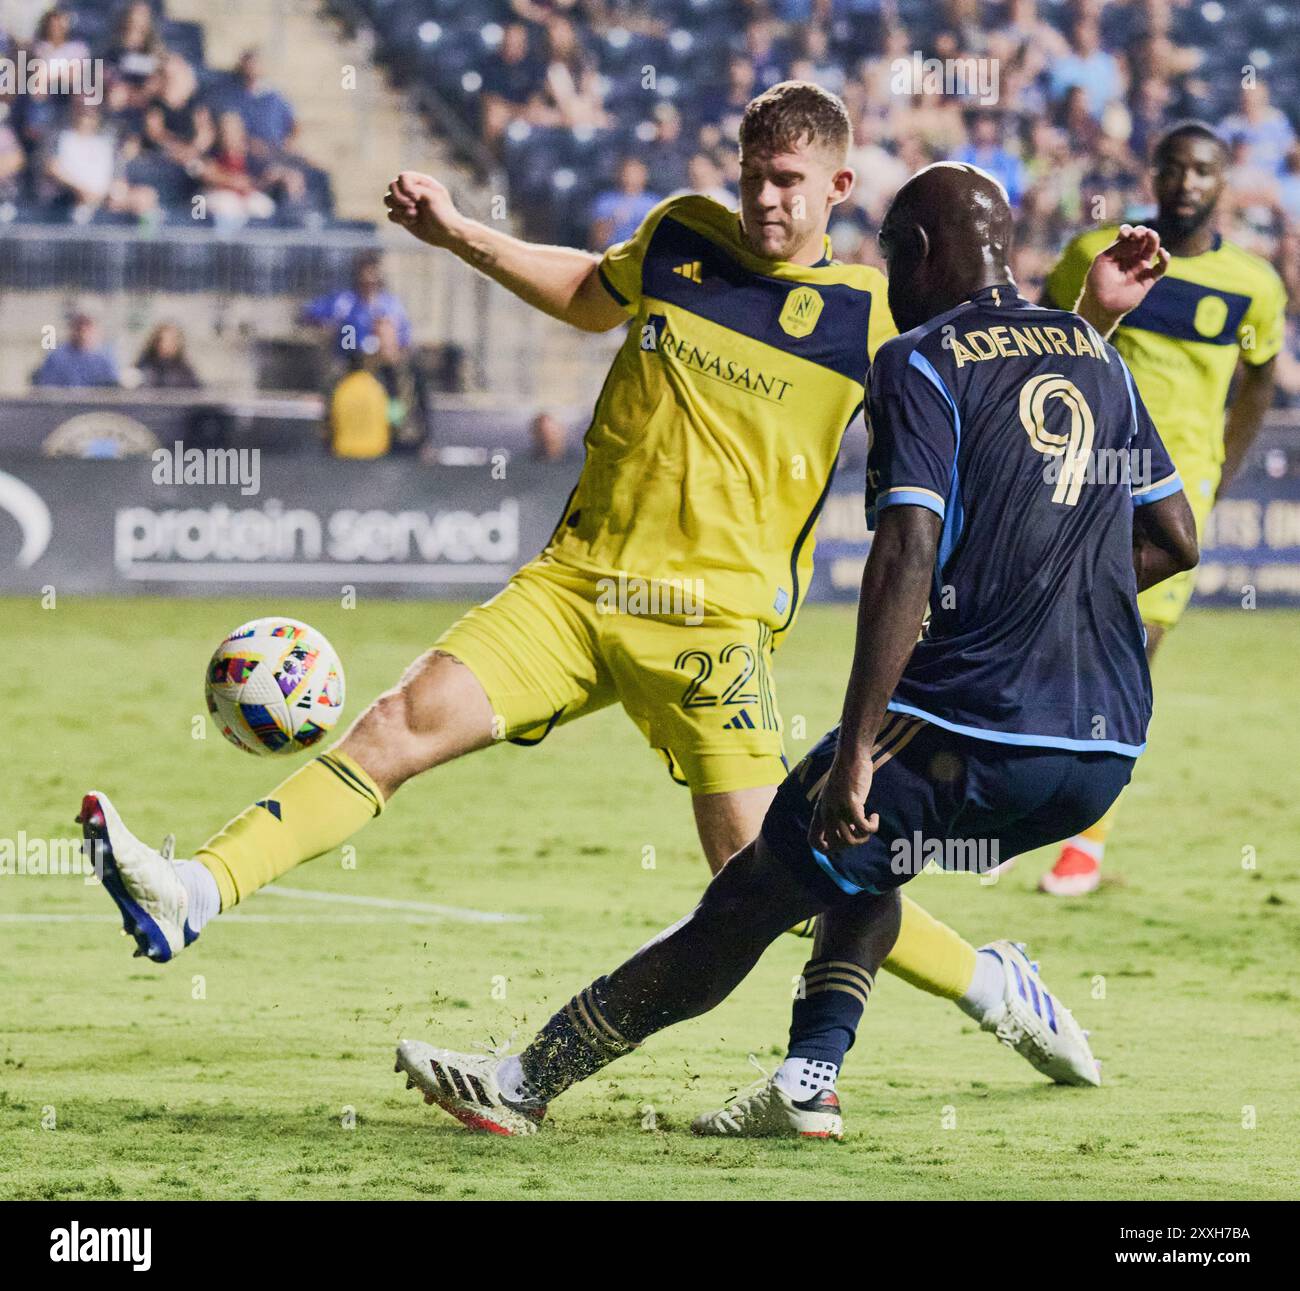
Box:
[1,913,454,925]
[1,888,529,927]
[260,884,530,924]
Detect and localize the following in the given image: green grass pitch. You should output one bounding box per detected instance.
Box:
[1,595,1297,1200]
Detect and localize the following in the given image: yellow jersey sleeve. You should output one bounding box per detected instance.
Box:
[597,196,678,316]
[1239,264,1288,367]
[1043,230,1107,312]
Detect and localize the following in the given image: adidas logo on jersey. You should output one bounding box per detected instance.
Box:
[723,709,757,730]
[673,261,703,283]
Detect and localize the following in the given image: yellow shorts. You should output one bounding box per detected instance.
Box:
[1137,474,1216,630]
[435,558,787,795]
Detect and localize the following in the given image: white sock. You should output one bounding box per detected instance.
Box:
[495,1054,547,1106]
[175,860,221,934]
[1065,834,1105,862]
[774,1056,838,1099]
[496,1055,525,1101]
[957,948,1005,1021]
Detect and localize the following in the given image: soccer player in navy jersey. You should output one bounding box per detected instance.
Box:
[394,162,1200,1139]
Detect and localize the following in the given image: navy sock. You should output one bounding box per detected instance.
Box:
[518,977,640,1103]
[787,958,875,1066]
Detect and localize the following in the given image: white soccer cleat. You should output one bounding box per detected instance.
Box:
[395,1040,545,1137]
[79,791,194,964]
[978,940,1101,1087]
[692,1071,843,1139]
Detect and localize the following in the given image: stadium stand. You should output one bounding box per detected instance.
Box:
[2,0,1299,419]
[333,0,1300,405]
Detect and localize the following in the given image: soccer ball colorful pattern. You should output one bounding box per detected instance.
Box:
[204,617,345,755]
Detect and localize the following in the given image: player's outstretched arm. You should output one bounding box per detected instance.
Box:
[1074,224,1171,339]
[1220,358,1277,497]
[384,170,626,333]
[1133,490,1199,593]
[809,504,940,856]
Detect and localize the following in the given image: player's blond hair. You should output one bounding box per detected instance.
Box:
[739,81,852,162]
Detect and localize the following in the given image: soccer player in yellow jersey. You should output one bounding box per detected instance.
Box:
[1038,121,1287,896]
[83,84,1123,1084]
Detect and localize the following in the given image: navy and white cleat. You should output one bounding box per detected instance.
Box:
[78,791,196,963]
[692,1065,843,1139]
[978,940,1101,1087]
[395,1040,546,1137]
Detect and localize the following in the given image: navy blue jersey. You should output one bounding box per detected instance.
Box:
[865,284,1182,757]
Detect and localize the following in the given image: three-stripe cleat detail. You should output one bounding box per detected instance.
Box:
[395,1040,546,1136]
[977,940,1101,1086]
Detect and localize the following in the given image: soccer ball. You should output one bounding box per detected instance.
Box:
[204,617,345,755]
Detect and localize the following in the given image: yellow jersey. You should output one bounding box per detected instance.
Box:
[1045,226,1286,488]
[543,194,896,634]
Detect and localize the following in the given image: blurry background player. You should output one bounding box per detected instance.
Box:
[83,83,1129,1087]
[392,165,1199,1140]
[1039,121,1286,896]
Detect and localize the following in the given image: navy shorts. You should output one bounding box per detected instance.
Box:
[762,713,1135,902]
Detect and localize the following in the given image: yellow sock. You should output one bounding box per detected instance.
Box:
[195,749,384,909]
[1066,793,1124,859]
[882,894,979,1000]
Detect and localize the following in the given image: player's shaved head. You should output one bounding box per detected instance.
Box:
[878,162,1015,332]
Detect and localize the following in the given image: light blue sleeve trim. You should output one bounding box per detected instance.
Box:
[1132,474,1183,506]
[885,700,1145,758]
[876,488,946,519]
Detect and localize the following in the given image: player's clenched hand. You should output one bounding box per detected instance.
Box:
[384,171,465,249]
[808,753,879,856]
[1080,223,1171,324]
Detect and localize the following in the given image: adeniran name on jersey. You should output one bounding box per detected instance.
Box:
[866,284,1182,757]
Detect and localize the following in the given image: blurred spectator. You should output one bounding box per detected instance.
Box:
[200,109,304,228]
[1057,84,1103,155]
[641,102,692,194]
[1221,83,1297,177]
[894,88,965,158]
[301,251,412,357]
[692,55,757,135]
[1049,17,1124,119]
[536,17,608,131]
[134,322,201,389]
[32,6,89,75]
[106,0,165,111]
[45,100,157,221]
[844,113,908,225]
[371,317,429,454]
[142,53,215,170]
[0,103,24,206]
[745,20,786,91]
[481,22,545,144]
[672,152,734,206]
[954,111,1026,209]
[1279,146,1300,227]
[530,411,568,462]
[327,363,390,459]
[795,26,845,97]
[1223,136,1282,241]
[211,49,298,157]
[589,156,658,248]
[32,307,120,387]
